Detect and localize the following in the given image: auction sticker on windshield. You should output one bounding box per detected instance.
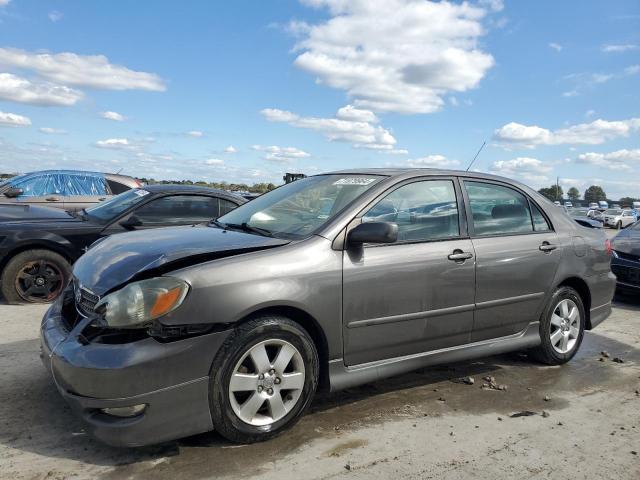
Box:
[333,177,377,186]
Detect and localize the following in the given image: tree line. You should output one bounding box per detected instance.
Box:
[137,178,278,193]
[537,184,638,205]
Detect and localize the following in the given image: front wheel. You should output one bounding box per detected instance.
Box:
[616,221,622,230]
[531,286,585,365]
[1,249,71,304]
[209,316,319,443]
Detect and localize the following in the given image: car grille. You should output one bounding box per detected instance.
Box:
[75,284,100,317]
[612,265,640,286]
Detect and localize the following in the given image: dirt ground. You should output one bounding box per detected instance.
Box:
[0,292,638,480]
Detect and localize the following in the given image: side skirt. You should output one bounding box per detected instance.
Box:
[328,322,541,392]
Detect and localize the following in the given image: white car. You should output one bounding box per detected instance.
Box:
[603,208,637,229]
[589,202,599,209]
[564,201,573,208]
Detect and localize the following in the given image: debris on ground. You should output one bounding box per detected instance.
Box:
[542,411,551,418]
[460,376,475,385]
[344,463,351,471]
[510,411,538,418]
[601,351,610,358]
[613,357,625,364]
[544,395,551,402]
[481,376,508,391]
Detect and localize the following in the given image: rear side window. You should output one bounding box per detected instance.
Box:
[107,179,131,195]
[219,198,238,216]
[531,203,551,231]
[465,181,533,236]
[363,180,460,242]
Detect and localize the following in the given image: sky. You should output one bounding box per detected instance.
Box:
[0,0,638,199]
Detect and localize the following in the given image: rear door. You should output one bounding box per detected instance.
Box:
[462,180,561,342]
[342,177,476,366]
[62,174,110,212]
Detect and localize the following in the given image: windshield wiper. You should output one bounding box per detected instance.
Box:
[223,222,274,237]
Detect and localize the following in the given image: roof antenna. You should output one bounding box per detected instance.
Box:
[116,168,124,174]
[466,140,486,172]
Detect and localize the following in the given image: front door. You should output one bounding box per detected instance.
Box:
[462,180,562,342]
[342,178,476,366]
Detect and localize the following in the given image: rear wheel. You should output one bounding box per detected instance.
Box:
[616,221,622,230]
[531,286,585,365]
[209,315,319,443]
[1,249,70,304]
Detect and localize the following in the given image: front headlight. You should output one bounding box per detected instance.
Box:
[95,277,189,328]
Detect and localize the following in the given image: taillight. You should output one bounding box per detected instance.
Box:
[605,238,613,256]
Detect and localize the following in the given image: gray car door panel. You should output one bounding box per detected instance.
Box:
[342,178,476,366]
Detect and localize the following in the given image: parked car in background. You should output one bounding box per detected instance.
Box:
[603,208,637,229]
[611,221,640,295]
[589,202,599,209]
[564,201,573,208]
[598,201,609,210]
[0,185,244,303]
[587,209,604,223]
[40,169,615,447]
[567,208,603,229]
[0,170,141,212]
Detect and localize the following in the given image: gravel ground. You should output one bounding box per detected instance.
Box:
[0,229,637,480]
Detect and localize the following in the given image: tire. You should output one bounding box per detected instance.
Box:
[531,286,585,365]
[1,249,71,304]
[616,221,622,230]
[209,315,319,443]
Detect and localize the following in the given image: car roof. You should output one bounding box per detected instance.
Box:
[19,169,137,180]
[322,167,531,185]
[141,184,246,201]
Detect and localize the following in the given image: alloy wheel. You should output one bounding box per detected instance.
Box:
[14,260,64,303]
[228,339,305,426]
[549,298,580,354]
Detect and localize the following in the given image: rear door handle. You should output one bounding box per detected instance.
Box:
[45,197,60,202]
[539,242,557,252]
[448,251,473,261]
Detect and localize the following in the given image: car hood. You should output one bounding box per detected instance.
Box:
[612,227,640,257]
[0,203,79,224]
[73,225,290,296]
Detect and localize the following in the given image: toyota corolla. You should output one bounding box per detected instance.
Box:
[40,169,616,446]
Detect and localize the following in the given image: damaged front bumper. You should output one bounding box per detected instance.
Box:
[40,292,231,447]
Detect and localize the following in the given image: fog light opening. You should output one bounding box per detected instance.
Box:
[101,404,147,418]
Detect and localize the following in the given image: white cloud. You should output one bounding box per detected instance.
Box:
[625,64,640,75]
[291,0,495,114]
[261,106,399,150]
[548,42,562,52]
[602,44,639,53]
[187,130,203,138]
[0,47,166,91]
[405,154,460,168]
[252,145,311,163]
[100,110,126,122]
[95,138,132,150]
[0,0,10,7]
[204,158,224,166]
[493,117,640,148]
[574,149,640,171]
[0,111,31,127]
[478,0,504,12]
[224,145,238,153]
[39,127,66,134]
[48,10,63,22]
[489,157,552,185]
[585,109,595,118]
[0,73,83,106]
[335,105,378,123]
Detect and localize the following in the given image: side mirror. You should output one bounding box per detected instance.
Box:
[3,187,23,198]
[119,215,143,230]
[348,221,398,246]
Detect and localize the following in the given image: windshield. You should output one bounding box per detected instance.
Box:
[217,174,383,239]
[85,188,151,222]
[605,209,623,215]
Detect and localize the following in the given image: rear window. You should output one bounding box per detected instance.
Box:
[107,179,131,195]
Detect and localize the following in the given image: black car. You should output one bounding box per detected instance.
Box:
[0,185,245,303]
[611,220,640,295]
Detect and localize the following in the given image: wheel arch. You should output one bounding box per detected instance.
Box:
[556,276,592,329]
[238,305,330,392]
[0,240,75,272]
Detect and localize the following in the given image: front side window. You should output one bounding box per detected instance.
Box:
[465,181,534,236]
[134,195,221,225]
[362,180,460,242]
[85,188,151,222]
[218,174,383,239]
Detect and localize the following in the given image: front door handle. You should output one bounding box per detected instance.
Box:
[45,197,60,202]
[539,242,557,252]
[448,250,473,262]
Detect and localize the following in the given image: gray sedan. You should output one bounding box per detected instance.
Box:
[40,169,616,446]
